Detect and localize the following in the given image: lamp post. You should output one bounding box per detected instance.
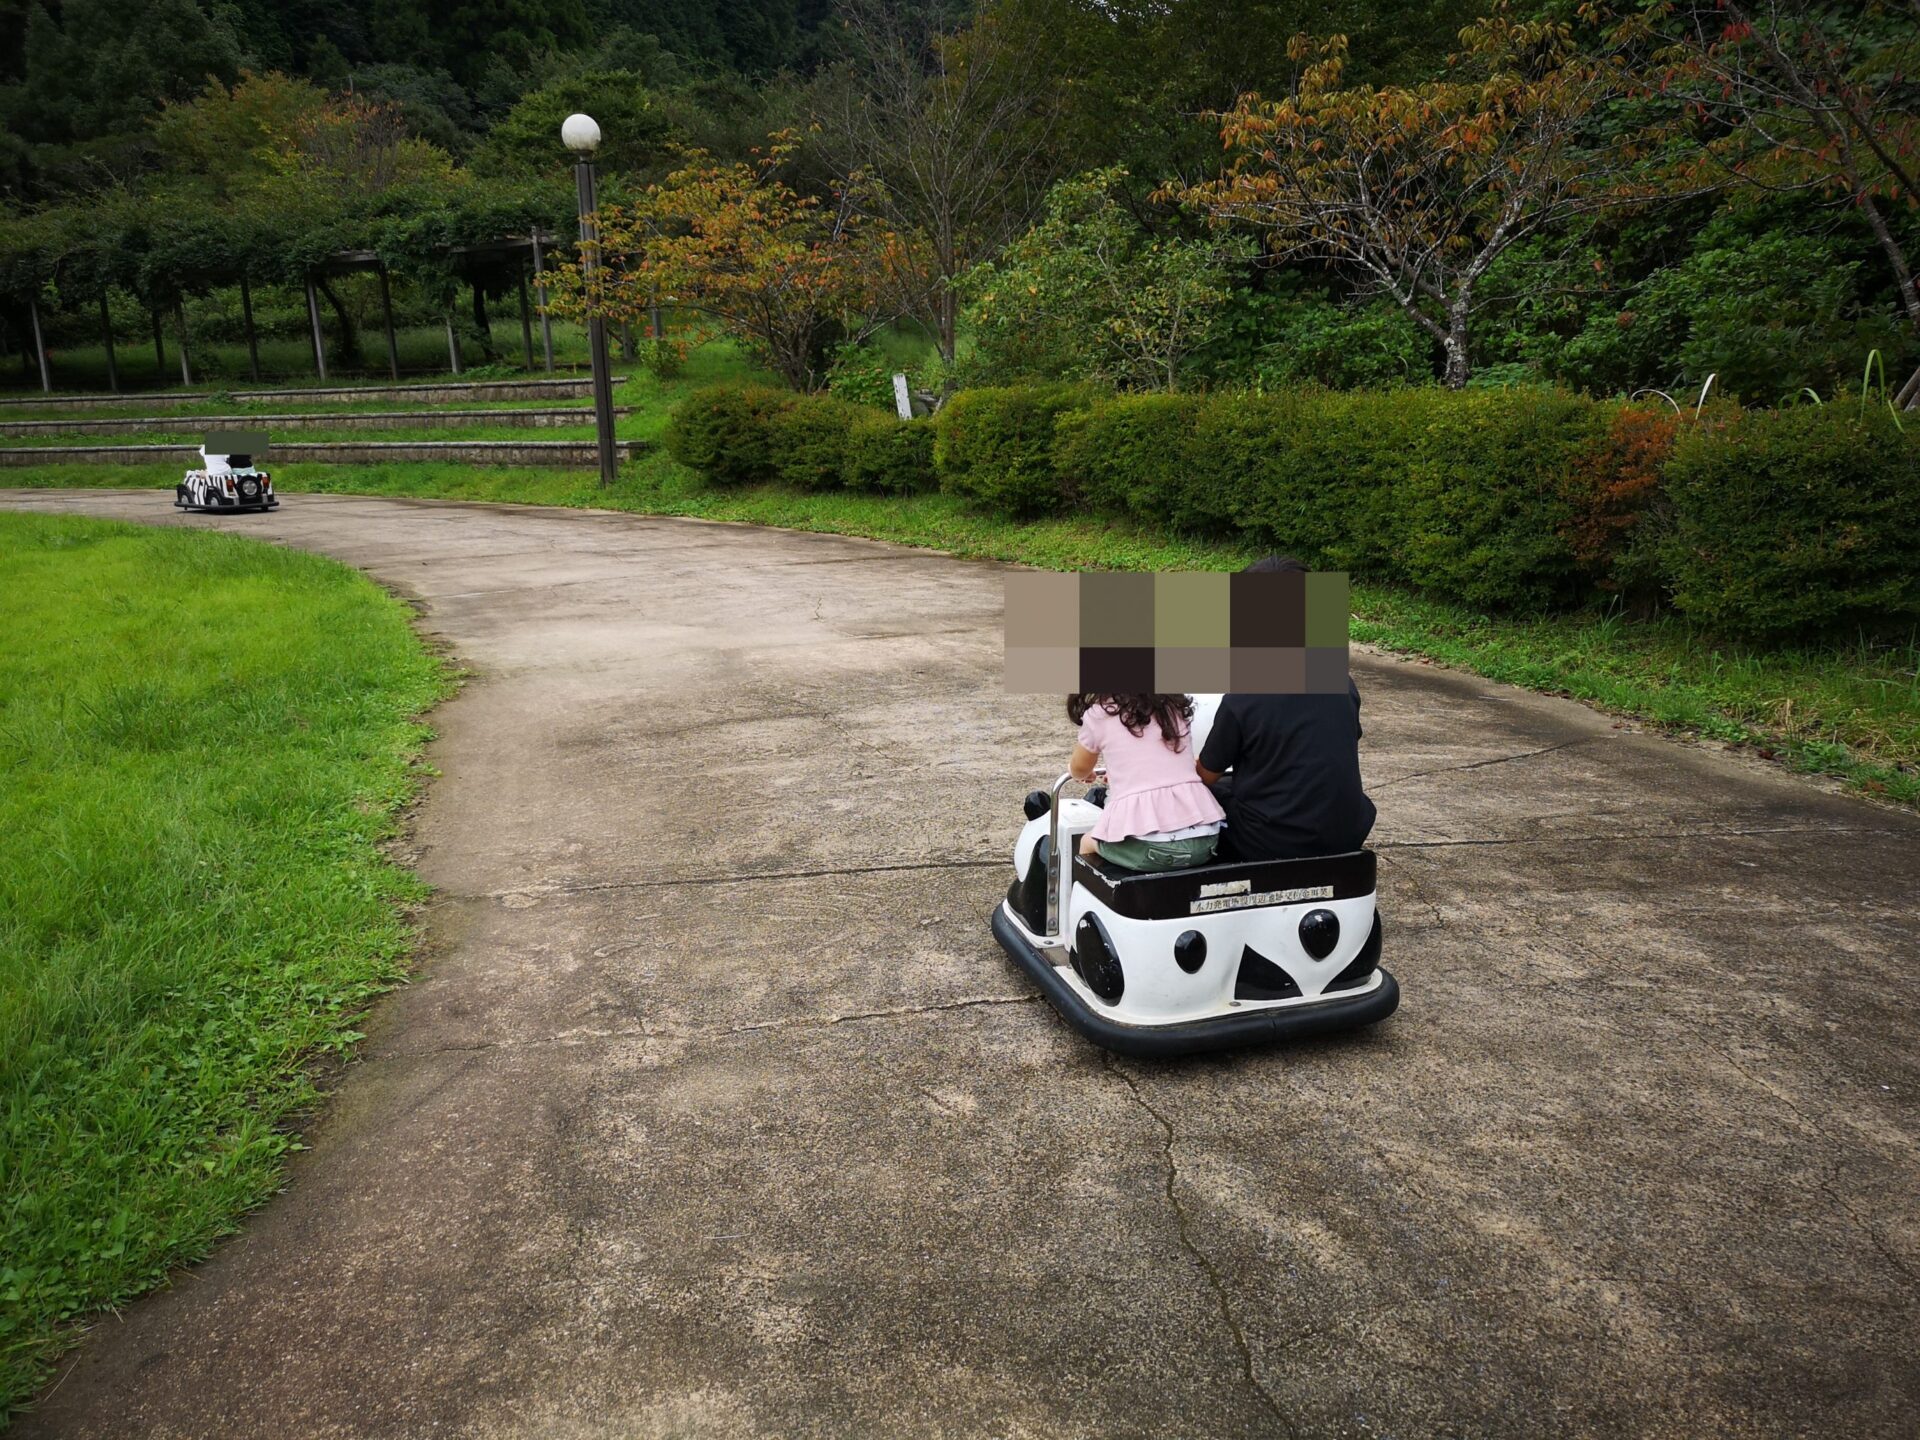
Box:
[564,112,618,489]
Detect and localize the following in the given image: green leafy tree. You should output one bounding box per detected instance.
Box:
[1539,226,1917,401]
[151,72,330,192]
[964,168,1247,390]
[976,0,1485,183]
[1619,0,1920,406]
[0,0,242,196]
[545,140,904,390]
[344,65,480,157]
[423,0,591,86]
[1201,284,1429,390]
[471,71,674,179]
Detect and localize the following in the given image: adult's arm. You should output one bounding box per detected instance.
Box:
[1197,698,1239,784]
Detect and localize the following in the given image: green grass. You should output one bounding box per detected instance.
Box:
[0,515,452,1418]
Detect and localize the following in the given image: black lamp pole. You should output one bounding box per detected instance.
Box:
[573,141,618,489]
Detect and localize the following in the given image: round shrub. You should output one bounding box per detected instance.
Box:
[934,384,1099,516]
[843,414,936,493]
[663,384,790,485]
[769,394,864,490]
[1394,386,1602,611]
[1663,405,1920,641]
[1053,393,1205,526]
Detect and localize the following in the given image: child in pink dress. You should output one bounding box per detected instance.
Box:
[1067,693,1226,871]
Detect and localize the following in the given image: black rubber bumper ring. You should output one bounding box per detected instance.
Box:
[991,904,1399,1058]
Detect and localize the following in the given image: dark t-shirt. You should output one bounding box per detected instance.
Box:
[1197,683,1377,861]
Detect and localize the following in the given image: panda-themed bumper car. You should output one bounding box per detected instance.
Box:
[991,772,1399,1057]
[177,430,277,513]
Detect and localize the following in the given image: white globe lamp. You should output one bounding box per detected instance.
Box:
[561,113,602,154]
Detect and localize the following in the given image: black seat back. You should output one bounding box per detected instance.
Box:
[1072,850,1375,922]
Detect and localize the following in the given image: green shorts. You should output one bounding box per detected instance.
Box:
[1093,833,1219,873]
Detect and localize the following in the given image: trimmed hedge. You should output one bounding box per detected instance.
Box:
[666,381,1920,640]
[769,394,865,490]
[844,412,937,493]
[1054,393,1204,523]
[1664,406,1920,641]
[665,384,935,494]
[1395,387,1606,610]
[661,384,791,486]
[934,384,1098,516]
[1054,386,1607,607]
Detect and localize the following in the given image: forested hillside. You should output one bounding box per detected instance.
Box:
[0,0,1914,401]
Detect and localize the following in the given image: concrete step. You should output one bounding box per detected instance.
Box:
[0,439,647,467]
[0,408,630,437]
[0,376,628,410]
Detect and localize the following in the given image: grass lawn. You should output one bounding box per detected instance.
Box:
[0,515,451,1417]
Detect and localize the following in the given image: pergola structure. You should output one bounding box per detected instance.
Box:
[305,232,563,382]
[439,232,561,377]
[15,228,567,393]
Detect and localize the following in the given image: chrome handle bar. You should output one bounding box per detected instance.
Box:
[1045,767,1105,938]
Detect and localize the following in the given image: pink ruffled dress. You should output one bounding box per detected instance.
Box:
[1076,704,1227,845]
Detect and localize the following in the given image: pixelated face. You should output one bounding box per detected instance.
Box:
[1002,570,1349,694]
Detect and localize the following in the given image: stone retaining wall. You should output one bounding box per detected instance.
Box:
[0,407,629,437]
[0,376,626,409]
[0,439,646,467]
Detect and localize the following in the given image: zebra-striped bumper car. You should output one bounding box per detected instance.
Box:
[178,431,277,513]
[992,774,1398,1057]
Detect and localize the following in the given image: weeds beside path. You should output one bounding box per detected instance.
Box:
[0,514,451,1417]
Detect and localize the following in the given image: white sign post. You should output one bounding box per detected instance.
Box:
[892,372,914,420]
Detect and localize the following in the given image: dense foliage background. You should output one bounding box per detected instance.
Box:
[3,0,1913,401]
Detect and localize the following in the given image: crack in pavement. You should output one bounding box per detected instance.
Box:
[1102,1054,1297,1438]
[380,993,1045,1060]
[1370,738,1589,789]
[465,825,1891,903]
[498,821,1898,905]
[1375,824,1890,851]
[1375,851,1446,929]
[1819,1162,1920,1294]
[1703,1035,1920,1294]
[482,856,1005,900]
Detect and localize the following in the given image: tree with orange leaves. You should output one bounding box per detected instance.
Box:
[1180,10,1658,388]
[543,139,908,392]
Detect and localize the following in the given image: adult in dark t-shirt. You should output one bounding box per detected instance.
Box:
[1195,682,1376,862]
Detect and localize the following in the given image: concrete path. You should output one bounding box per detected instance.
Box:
[8,489,1919,1439]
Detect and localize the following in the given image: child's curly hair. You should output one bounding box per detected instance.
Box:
[1066,693,1194,752]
